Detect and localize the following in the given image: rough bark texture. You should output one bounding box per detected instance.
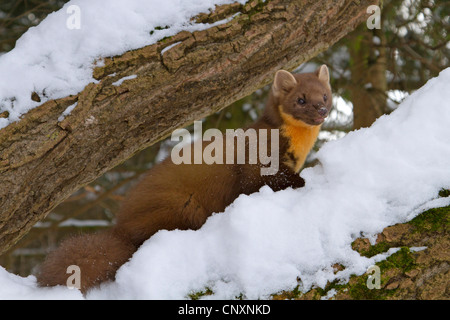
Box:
[0,0,378,255]
[349,24,388,130]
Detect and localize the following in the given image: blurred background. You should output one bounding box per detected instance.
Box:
[0,0,448,276]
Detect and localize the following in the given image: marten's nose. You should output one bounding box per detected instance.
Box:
[317,107,328,117]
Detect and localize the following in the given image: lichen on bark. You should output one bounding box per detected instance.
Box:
[272,203,449,300]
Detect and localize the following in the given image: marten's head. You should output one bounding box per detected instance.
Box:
[272,65,332,126]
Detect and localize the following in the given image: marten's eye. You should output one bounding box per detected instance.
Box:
[297,98,306,105]
[323,94,328,102]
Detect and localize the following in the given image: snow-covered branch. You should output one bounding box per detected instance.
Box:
[0,0,377,253]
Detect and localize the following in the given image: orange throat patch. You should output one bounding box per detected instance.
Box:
[279,105,321,173]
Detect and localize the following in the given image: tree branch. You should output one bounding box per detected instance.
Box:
[0,0,378,254]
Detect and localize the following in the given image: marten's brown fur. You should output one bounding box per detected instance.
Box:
[36,65,332,293]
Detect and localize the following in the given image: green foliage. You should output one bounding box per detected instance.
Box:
[358,241,392,258]
[378,247,416,272]
[313,0,449,113]
[438,188,450,198]
[187,287,214,300]
[408,205,449,234]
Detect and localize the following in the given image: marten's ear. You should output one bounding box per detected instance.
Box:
[272,70,297,97]
[316,64,330,89]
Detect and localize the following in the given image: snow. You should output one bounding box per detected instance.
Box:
[161,42,182,55]
[0,0,449,301]
[1,67,449,300]
[112,75,138,87]
[0,0,248,130]
[57,102,78,122]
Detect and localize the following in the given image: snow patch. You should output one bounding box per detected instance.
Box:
[0,0,247,130]
[1,68,447,300]
[57,102,78,122]
[112,75,137,86]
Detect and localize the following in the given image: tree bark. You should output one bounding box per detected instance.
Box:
[349,24,387,130]
[273,204,450,300]
[0,0,379,255]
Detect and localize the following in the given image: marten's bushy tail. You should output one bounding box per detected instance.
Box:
[36,230,136,294]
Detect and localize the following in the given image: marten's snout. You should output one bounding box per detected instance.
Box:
[313,102,328,117]
[317,106,328,117]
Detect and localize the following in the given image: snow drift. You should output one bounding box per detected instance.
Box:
[0,0,247,130]
[1,67,449,300]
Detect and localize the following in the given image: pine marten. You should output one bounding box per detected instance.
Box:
[36,65,332,293]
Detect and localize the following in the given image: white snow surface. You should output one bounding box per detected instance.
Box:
[0,0,247,129]
[1,68,449,300]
